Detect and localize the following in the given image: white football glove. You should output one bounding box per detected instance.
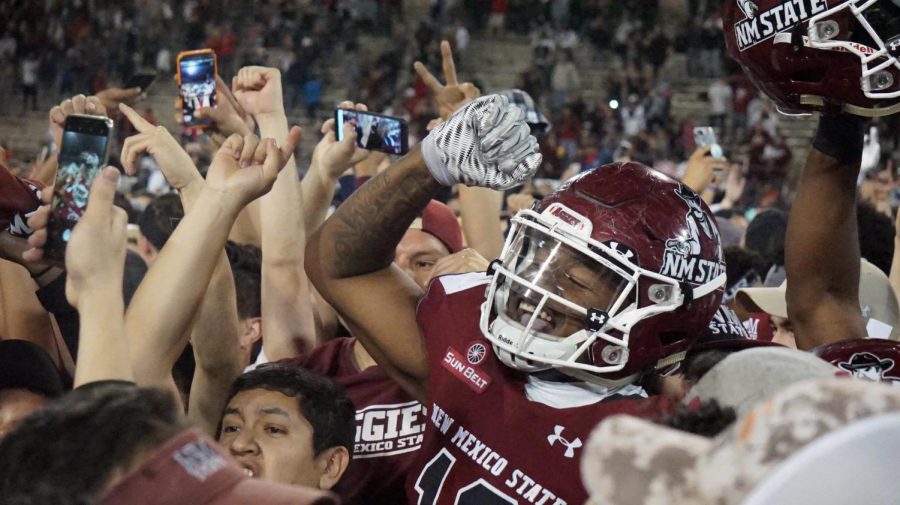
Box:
[421,94,541,190]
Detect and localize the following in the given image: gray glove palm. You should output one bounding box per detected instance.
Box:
[421,94,542,190]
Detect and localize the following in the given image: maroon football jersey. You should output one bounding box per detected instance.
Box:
[0,162,43,236]
[285,337,426,505]
[408,273,673,505]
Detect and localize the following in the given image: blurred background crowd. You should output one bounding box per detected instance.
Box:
[3,0,897,224]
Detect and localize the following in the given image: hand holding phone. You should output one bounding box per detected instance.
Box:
[63,166,128,309]
[48,95,106,154]
[683,140,729,193]
[335,108,409,155]
[44,114,114,264]
[177,49,218,127]
[124,71,157,93]
[693,126,724,159]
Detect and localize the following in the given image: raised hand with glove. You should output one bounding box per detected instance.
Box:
[421,94,541,190]
[305,93,542,403]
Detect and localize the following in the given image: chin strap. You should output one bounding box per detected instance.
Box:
[681,272,727,308]
[655,351,687,371]
[800,95,900,118]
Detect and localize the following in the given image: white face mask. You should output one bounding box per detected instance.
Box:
[481,205,725,386]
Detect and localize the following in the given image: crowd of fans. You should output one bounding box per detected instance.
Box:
[2,0,900,504]
[4,0,866,212]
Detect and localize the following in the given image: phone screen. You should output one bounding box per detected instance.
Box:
[46,122,111,260]
[693,127,717,148]
[180,53,217,126]
[336,109,408,155]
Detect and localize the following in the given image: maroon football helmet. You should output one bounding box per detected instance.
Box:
[723,0,900,117]
[813,338,900,383]
[481,163,725,387]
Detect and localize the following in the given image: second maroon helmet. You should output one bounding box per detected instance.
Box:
[723,0,900,117]
[813,338,900,384]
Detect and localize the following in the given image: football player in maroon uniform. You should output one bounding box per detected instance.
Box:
[307,88,727,502]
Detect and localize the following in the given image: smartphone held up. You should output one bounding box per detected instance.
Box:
[124,71,157,92]
[336,108,409,155]
[177,49,218,127]
[44,114,114,264]
[693,126,724,159]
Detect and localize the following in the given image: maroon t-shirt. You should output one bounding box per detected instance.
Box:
[286,337,426,505]
[408,273,673,505]
[0,162,43,236]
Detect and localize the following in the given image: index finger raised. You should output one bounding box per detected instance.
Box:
[119,103,154,132]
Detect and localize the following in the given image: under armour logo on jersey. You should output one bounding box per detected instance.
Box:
[547,425,582,458]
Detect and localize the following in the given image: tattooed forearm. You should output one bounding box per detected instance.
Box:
[324,148,442,278]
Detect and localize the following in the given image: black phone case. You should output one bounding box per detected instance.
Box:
[43,115,114,265]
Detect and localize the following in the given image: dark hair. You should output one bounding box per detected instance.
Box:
[0,383,185,499]
[744,209,788,271]
[662,400,736,437]
[856,200,895,275]
[137,193,184,251]
[122,250,148,308]
[222,365,356,457]
[113,192,138,224]
[682,349,732,384]
[641,349,734,397]
[1,484,97,505]
[723,246,765,291]
[226,242,262,320]
[172,344,196,402]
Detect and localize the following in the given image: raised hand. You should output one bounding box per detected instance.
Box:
[506,192,536,215]
[681,145,729,193]
[194,75,256,142]
[421,94,541,190]
[94,87,142,118]
[723,164,746,205]
[22,188,53,263]
[232,66,285,119]
[430,248,490,280]
[120,103,203,193]
[64,167,127,309]
[206,129,302,210]
[311,101,372,179]
[414,41,481,120]
[48,95,107,150]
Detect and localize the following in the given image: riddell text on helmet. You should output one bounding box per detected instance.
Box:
[734,0,829,51]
